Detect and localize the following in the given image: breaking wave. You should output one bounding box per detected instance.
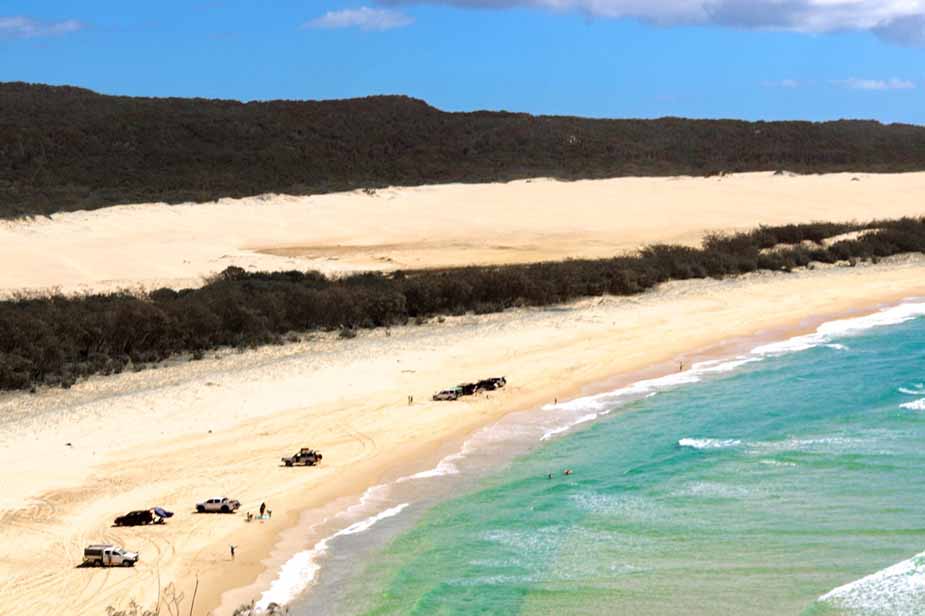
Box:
[678,438,742,450]
[255,503,409,610]
[818,550,925,615]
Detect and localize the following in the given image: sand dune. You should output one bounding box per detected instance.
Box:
[2,172,924,296]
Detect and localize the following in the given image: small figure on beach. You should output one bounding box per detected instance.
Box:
[679,360,685,372]
[563,469,573,476]
[408,395,413,406]
[554,398,558,405]
[230,544,236,559]
[547,473,553,480]
[246,512,254,522]
[259,502,266,517]
[268,508,272,519]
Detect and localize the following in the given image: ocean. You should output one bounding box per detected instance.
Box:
[263,302,925,616]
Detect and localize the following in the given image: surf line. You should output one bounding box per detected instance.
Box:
[538,300,925,441]
[255,501,409,610]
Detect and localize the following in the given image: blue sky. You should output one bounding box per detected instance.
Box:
[2,1,924,123]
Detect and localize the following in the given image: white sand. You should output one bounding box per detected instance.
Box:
[2,172,924,296]
[1,172,924,615]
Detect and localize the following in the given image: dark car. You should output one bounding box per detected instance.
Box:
[282,448,324,467]
[458,382,480,396]
[113,510,159,527]
[477,377,506,391]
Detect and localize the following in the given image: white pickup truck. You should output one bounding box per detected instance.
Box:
[196,497,241,513]
[83,544,139,567]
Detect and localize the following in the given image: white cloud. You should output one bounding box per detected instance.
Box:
[832,77,916,90]
[377,0,925,44]
[0,16,83,38]
[762,79,801,88]
[306,6,414,31]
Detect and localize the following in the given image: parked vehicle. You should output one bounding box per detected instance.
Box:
[282,448,323,467]
[477,377,506,391]
[113,509,161,527]
[83,544,139,567]
[196,497,241,513]
[432,388,461,401]
[434,378,506,401]
[458,382,480,396]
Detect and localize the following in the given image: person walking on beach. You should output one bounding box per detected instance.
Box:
[259,502,266,517]
[408,395,413,406]
[230,544,236,560]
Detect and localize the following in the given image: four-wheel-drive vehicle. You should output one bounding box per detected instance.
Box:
[433,388,462,401]
[458,382,480,396]
[83,544,139,567]
[196,497,241,513]
[477,377,507,391]
[282,448,323,467]
[113,509,162,527]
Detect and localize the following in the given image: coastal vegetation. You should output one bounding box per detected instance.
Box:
[4,82,925,218]
[2,218,925,391]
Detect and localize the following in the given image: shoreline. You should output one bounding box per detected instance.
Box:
[2,257,925,615]
[214,286,925,613]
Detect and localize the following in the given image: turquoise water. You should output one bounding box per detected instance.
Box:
[292,307,925,615]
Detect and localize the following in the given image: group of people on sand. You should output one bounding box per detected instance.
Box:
[235,502,274,559]
[244,501,273,523]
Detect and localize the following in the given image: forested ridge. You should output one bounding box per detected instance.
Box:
[2,218,925,391]
[3,82,925,218]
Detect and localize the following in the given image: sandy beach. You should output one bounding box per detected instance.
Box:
[1,173,924,615]
[3,171,925,296]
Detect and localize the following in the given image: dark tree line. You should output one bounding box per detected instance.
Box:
[2,218,925,391]
[3,82,925,218]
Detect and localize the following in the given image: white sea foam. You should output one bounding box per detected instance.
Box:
[541,356,758,416]
[818,550,925,615]
[397,452,464,482]
[676,481,754,499]
[900,398,925,411]
[540,413,599,441]
[678,438,742,450]
[749,436,864,454]
[752,301,925,357]
[543,302,925,434]
[345,484,390,515]
[255,503,409,610]
[758,459,797,467]
[899,384,925,395]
